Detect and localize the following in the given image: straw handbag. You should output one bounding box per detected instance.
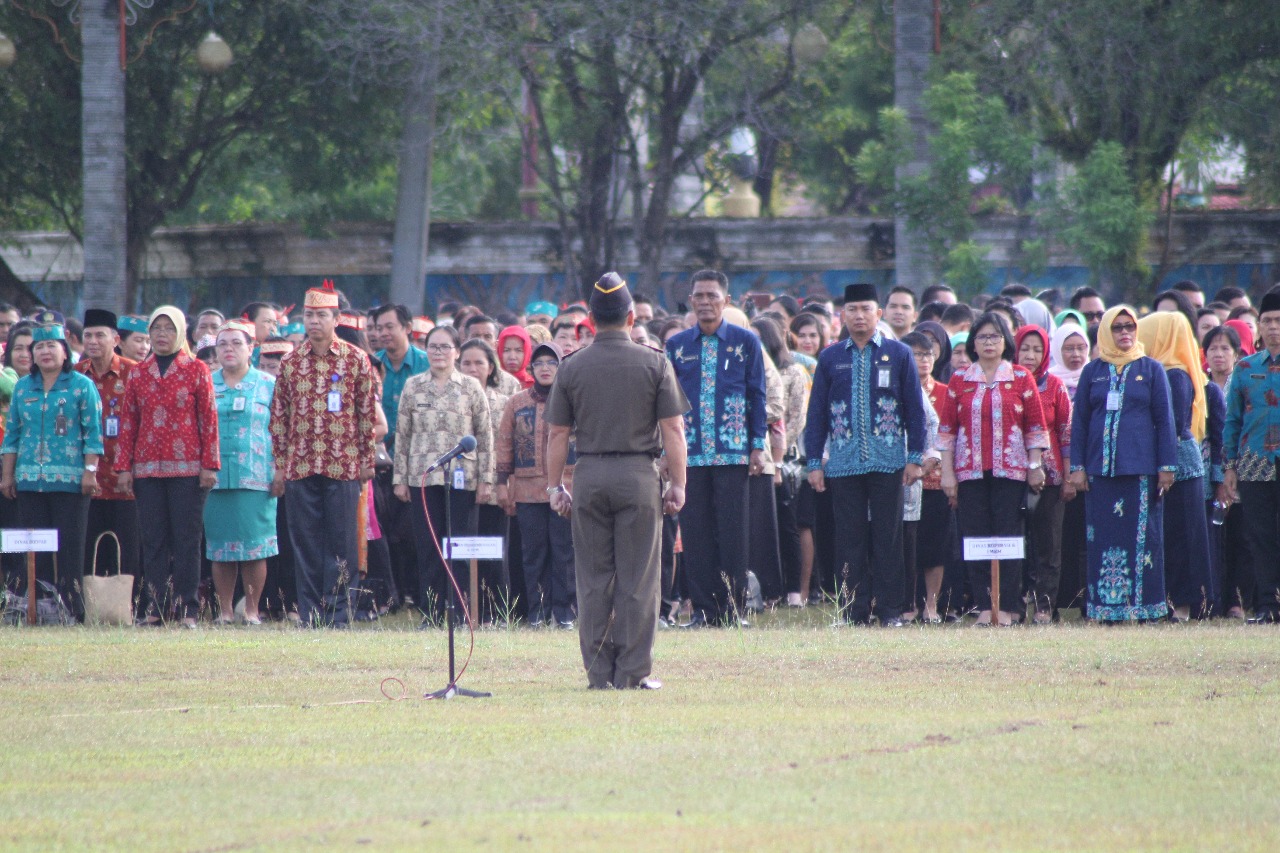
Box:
[82,531,134,626]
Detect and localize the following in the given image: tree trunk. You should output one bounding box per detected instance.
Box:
[893,0,936,290]
[81,1,128,314]
[388,56,439,312]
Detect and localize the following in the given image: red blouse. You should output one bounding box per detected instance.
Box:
[923,377,945,491]
[936,361,1049,483]
[1035,372,1073,486]
[115,351,220,478]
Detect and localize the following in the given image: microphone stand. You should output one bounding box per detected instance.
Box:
[426,454,491,699]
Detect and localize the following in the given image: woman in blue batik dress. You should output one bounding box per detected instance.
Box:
[1137,311,1216,620]
[1067,306,1178,622]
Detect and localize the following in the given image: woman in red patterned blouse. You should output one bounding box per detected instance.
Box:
[116,307,219,627]
[937,312,1048,626]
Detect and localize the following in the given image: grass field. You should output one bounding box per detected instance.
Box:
[3,609,1279,851]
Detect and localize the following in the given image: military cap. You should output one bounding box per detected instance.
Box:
[589,271,633,314]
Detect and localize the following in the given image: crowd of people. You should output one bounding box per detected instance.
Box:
[3,270,1279,630]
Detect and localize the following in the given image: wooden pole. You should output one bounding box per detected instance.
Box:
[990,558,1001,626]
[26,552,36,625]
[468,558,479,626]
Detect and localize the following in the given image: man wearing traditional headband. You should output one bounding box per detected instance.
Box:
[269,279,380,627]
[76,308,142,585]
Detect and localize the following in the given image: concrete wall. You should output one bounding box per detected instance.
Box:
[3,212,1278,315]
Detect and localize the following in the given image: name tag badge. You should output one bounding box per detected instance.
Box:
[104,415,119,438]
[877,367,892,389]
[54,413,68,437]
[232,396,247,412]
[453,467,466,490]
[1106,391,1122,412]
[327,390,342,413]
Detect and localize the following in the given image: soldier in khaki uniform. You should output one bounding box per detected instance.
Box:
[545,272,689,689]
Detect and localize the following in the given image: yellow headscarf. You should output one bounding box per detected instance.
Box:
[148,305,192,356]
[1097,305,1145,367]
[1137,310,1207,442]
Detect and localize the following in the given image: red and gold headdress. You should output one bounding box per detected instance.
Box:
[304,278,340,310]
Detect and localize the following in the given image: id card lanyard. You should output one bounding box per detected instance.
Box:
[328,372,342,413]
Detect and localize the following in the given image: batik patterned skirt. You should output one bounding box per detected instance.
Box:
[204,489,279,562]
[1085,474,1168,621]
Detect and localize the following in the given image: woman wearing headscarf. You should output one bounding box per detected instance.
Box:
[1054,309,1087,330]
[1015,297,1056,338]
[1048,322,1092,611]
[496,341,576,627]
[1068,306,1177,623]
[915,320,952,383]
[1137,311,1215,620]
[116,306,220,627]
[496,324,533,393]
[1223,318,1257,358]
[1015,325,1074,623]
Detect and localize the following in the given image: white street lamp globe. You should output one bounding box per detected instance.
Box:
[196,31,232,74]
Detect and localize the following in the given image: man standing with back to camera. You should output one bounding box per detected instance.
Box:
[545,272,689,690]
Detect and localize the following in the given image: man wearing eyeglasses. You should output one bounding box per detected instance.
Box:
[1069,286,1107,333]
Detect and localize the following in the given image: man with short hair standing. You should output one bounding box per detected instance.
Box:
[805,284,925,626]
[665,269,767,627]
[76,309,140,581]
[1221,287,1280,623]
[270,281,380,627]
[884,286,918,339]
[545,273,689,688]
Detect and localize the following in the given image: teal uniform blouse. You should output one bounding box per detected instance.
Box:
[211,367,276,491]
[1,370,104,492]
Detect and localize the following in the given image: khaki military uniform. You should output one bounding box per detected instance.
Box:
[545,329,689,688]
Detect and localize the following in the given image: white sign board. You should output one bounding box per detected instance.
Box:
[963,536,1025,561]
[443,537,504,560]
[2,529,59,553]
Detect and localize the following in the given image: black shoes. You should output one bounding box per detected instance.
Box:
[1247,611,1278,624]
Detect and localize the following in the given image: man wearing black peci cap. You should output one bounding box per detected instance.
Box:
[804,283,926,626]
[545,272,689,689]
[75,309,142,586]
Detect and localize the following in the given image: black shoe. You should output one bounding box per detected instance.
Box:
[681,613,709,629]
[1247,611,1278,624]
[881,618,906,628]
[556,619,576,630]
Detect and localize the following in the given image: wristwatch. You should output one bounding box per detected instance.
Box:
[546,484,566,496]
[84,464,98,473]
[1027,461,1042,471]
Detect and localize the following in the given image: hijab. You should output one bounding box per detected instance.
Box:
[1054,309,1087,330]
[1097,305,1145,368]
[1137,311,1207,442]
[148,305,192,357]
[1014,325,1051,383]
[1048,323,1088,396]
[916,320,951,382]
[1224,319,1257,356]
[1015,298,1055,337]
[528,341,562,401]
[497,324,533,388]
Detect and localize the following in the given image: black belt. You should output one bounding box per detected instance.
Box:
[578,451,658,459]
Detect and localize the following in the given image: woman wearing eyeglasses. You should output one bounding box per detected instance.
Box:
[938,312,1049,626]
[392,325,493,624]
[1067,306,1177,623]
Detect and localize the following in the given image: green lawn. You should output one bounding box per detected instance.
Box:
[3,611,1278,851]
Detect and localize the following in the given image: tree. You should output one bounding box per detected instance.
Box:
[0,1,395,309]
[501,0,832,304]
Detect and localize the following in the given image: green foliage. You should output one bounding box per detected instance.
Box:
[1051,141,1153,287]
[856,72,1034,276]
[942,241,991,297]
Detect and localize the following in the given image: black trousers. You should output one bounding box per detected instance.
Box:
[1027,484,1065,613]
[1238,479,1280,616]
[682,465,749,622]
[134,476,206,620]
[956,474,1026,614]
[747,473,783,601]
[776,481,802,596]
[1057,490,1088,611]
[285,476,361,627]
[17,490,91,619]
[476,503,512,621]
[661,512,679,603]
[829,471,905,622]
[375,469,416,607]
[408,485,476,619]
[516,502,576,624]
[264,491,298,617]
[902,519,919,613]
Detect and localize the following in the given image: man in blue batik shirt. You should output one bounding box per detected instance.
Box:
[666,270,767,627]
[805,283,925,627]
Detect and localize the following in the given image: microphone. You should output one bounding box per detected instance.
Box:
[425,435,477,472]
